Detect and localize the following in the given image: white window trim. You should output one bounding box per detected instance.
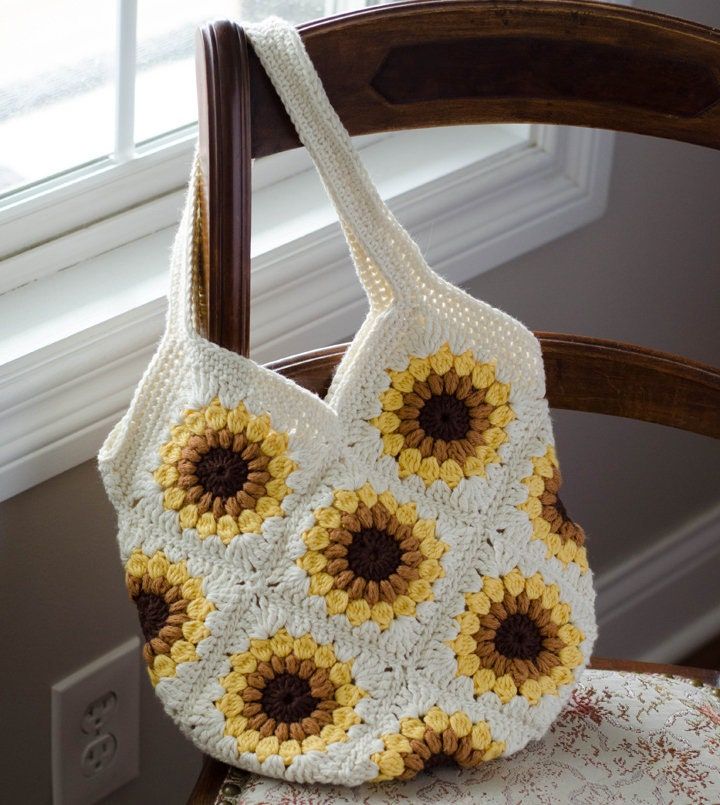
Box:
[0,127,395,296]
[0,122,616,502]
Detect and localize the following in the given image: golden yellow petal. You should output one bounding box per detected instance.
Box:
[372,411,401,434]
[270,630,294,657]
[379,388,404,411]
[520,678,542,705]
[473,668,496,694]
[346,598,371,626]
[147,552,169,579]
[449,711,472,738]
[279,739,302,765]
[482,577,505,603]
[313,645,336,668]
[454,350,476,377]
[230,651,257,674]
[418,456,440,484]
[400,718,426,741]
[384,733,412,753]
[293,635,318,660]
[485,381,511,407]
[163,487,186,511]
[308,572,334,596]
[440,459,463,488]
[470,721,491,751]
[493,674,517,703]
[398,448,422,476]
[357,483,378,509]
[408,356,431,381]
[428,344,454,375]
[466,591,491,615]
[260,431,288,457]
[315,507,341,529]
[333,706,360,729]
[325,589,349,615]
[328,662,352,687]
[226,406,249,434]
[255,735,280,762]
[320,724,347,744]
[238,509,263,534]
[370,602,394,630]
[457,653,480,676]
[333,490,359,513]
[423,707,449,733]
[382,433,405,457]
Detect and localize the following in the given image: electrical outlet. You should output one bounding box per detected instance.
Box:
[81,734,118,777]
[52,637,140,805]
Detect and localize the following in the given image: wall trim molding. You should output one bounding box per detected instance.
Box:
[0,125,615,502]
[596,501,720,663]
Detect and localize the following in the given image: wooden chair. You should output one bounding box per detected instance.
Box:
[189,1,720,801]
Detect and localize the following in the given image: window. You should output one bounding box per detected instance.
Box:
[0,0,383,292]
[0,1,620,501]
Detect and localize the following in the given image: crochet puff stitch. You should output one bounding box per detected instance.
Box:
[98,16,596,787]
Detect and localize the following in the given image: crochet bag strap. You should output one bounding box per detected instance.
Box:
[245,18,438,311]
[166,152,206,342]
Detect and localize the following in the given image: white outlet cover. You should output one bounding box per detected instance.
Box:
[52,637,140,805]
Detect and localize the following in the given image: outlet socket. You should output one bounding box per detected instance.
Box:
[52,637,140,805]
[81,734,118,777]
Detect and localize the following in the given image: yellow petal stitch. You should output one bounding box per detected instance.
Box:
[154,397,297,543]
[124,549,214,686]
[298,485,448,630]
[518,446,589,573]
[451,568,585,705]
[373,344,515,487]
[372,707,504,781]
[216,629,365,765]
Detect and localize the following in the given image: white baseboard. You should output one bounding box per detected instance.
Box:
[595,501,720,663]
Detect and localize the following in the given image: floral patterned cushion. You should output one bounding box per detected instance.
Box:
[213,669,720,805]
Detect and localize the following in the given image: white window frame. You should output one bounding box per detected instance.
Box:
[0,0,379,290]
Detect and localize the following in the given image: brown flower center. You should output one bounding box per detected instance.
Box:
[418,393,470,442]
[346,528,403,581]
[135,592,170,643]
[424,752,458,770]
[494,613,544,660]
[195,447,249,498]
[261,673,319,724]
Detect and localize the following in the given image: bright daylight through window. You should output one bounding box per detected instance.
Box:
[0,1,364,202]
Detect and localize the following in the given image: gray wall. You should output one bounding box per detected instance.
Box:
[464,106,720,579]
[2,1,719,802]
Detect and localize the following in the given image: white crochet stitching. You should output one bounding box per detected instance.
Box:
[98,17,596,787]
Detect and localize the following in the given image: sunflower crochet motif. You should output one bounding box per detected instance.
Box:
[372,344,514,488]
[98,16,596,787]
[298,485,447,629]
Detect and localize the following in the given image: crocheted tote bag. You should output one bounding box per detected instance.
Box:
[98,17,596,787]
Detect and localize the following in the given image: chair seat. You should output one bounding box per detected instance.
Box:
[212,669,720,805]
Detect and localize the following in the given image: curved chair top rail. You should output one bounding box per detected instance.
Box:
[266,335,720,439]
[195,1,720,438]
[249,0,720,157]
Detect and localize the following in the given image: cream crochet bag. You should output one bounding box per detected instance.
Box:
[98,17,596,787]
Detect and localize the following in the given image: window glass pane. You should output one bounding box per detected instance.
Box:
[0,0,115,195]
[134,0,327,145]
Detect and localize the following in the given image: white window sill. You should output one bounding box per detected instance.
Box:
[0,123,616,501]
[0,124,529,364]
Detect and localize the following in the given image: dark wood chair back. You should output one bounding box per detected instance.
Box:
[195,0,720,441]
